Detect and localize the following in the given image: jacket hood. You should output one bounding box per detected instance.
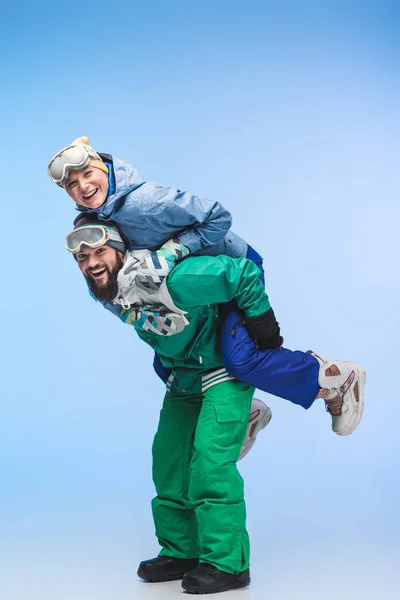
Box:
[75,154,145,218]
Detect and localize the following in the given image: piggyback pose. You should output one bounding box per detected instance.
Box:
[66,217,365,593]
[48,137,309,402]
[50,137,365,439]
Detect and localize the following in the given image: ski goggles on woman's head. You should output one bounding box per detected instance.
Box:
[48,144,102,186]
[66,225,125,254]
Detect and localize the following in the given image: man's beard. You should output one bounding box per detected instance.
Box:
[85,254,124,302]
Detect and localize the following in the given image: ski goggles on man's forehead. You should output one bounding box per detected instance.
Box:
[66,225,124,254]
[48,144,101,186]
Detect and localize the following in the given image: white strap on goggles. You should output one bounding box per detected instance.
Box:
[48,144,101,186]
[66,225,123,254]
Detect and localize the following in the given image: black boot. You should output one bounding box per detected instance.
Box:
[181,562,250,594]
[137,556,199,582]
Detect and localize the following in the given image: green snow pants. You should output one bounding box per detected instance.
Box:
[151,380,254,574]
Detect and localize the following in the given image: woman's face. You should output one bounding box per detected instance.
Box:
[65,166,109,209]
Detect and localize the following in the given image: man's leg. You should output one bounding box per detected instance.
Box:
[138,391,201,582]
[151,391,202,557]
[182,380,253,593]
[188,381,253,575]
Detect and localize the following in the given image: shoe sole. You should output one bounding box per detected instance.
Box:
[137,567,186,582]
[182,574,251,594]
[335,367,366,436]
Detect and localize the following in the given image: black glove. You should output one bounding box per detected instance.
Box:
[245,307,283,350]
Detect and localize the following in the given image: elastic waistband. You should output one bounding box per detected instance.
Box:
[166,368,235,395]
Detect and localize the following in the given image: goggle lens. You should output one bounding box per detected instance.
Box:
[66,226,107,253]
[49,145,90,184]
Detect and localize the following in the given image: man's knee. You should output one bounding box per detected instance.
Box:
[188,461,244,505]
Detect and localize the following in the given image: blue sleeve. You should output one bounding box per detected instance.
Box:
[163,189,233,254]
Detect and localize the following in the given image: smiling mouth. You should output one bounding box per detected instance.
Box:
[89,267,107,279]
[83,188,98,200]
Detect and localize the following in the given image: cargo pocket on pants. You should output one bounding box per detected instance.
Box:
[212,404,246,463]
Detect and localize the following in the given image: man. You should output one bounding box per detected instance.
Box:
[66,217,365,594]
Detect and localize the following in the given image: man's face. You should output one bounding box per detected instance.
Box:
[77,245,124,302]
[65,166,109,209]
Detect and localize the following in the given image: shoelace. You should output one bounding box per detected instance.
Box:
[325,369,357,416]
[324,393,343,416]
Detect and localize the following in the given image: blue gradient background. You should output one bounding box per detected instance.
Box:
[1,1,399,598]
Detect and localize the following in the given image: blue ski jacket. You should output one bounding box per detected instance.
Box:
[75,154,248,258]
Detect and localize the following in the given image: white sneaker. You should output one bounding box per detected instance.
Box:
[239,398,272,460]
[308,351,366,436]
